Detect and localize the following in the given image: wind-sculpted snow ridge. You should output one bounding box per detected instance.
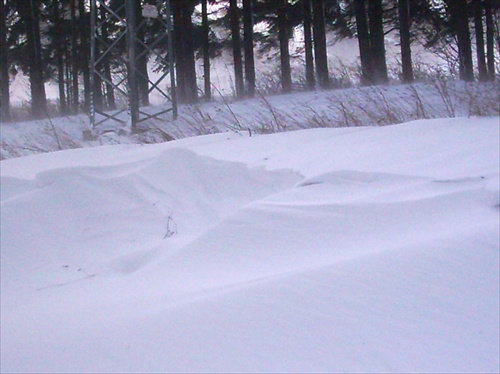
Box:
[1,117,499,373]
[0,148,300,295]
[138,169,499,300]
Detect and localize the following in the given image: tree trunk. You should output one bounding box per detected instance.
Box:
[368,0,388,84]
[278,0,292,93]
[202,0,211,101]
[172,0,185,102]
[19,0,47,119]
[78,0,90,112]
[312,0,330,88]
[398,0,413,82]
[229,0,244,97]
[303,0,315,90]
[172,1,197,103]
[0,0,10,122]
[354,0,373,84]
[135,0,150,107]
[100,4,115,110]
[446,0,474,81]
[53,2,67,114]
[475,0,488,82]
[71,0,79,113]
[182,4,198,103]
[485,0,496,80]
[243,0,255,97]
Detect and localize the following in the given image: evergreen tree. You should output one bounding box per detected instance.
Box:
[444,0,474,81]
[17,0,47,118]
[312,0,330,88]
[229,0,244,98]
[474,0,488,82]
[278,0,292,93]
[0,0,10,122]
[172,0,198,103]
[202,0,211,100]
[398,0,413,82]
[50,1,67,114]
[303,0,315,90]
[134,0,150,107]
[485,0,496,80]
[243,0,256,97]
[70,0,79,113]
[354,0,373,84]
[368,0,388,83]
[78,0,90,112]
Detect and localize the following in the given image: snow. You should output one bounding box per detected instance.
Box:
[2,80,499,160]
[1,113,499,372]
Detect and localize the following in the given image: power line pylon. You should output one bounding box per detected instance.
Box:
[90,0,177,132]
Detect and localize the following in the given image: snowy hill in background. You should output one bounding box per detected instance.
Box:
[1,114,499,372]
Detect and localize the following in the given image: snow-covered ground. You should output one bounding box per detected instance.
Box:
[1,109,499,372]
[1,80,499,160]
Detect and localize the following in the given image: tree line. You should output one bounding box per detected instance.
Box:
[0,0,498,122]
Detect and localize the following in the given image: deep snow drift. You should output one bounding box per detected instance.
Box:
[1,116,499,373]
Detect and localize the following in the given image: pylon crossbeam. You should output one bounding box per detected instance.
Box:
[94,108,128,126]
[137,108,174,124]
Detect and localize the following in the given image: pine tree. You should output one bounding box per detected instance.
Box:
[474,0,488,82]
[445,0,474,81]
[17,0,47,118]
[50,1,67,114]
[368,0,388,83]
[201,0,211,100]
[172,0,197,103]
[0,0,10,122]
[70,0,79,113]
[312,0,330,88]
[135,0,150,107]
[229,0,244,98]
[485,0,496,80]
[354,0,373,84]
[78,0,90,112]
[278,0,292,93]
[243,0,256,97]
[398,0,414,82]
[303,0,315,90]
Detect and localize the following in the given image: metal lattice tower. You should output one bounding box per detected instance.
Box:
[90,0,177,131]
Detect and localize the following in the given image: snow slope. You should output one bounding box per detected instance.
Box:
[1,116,499,373]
